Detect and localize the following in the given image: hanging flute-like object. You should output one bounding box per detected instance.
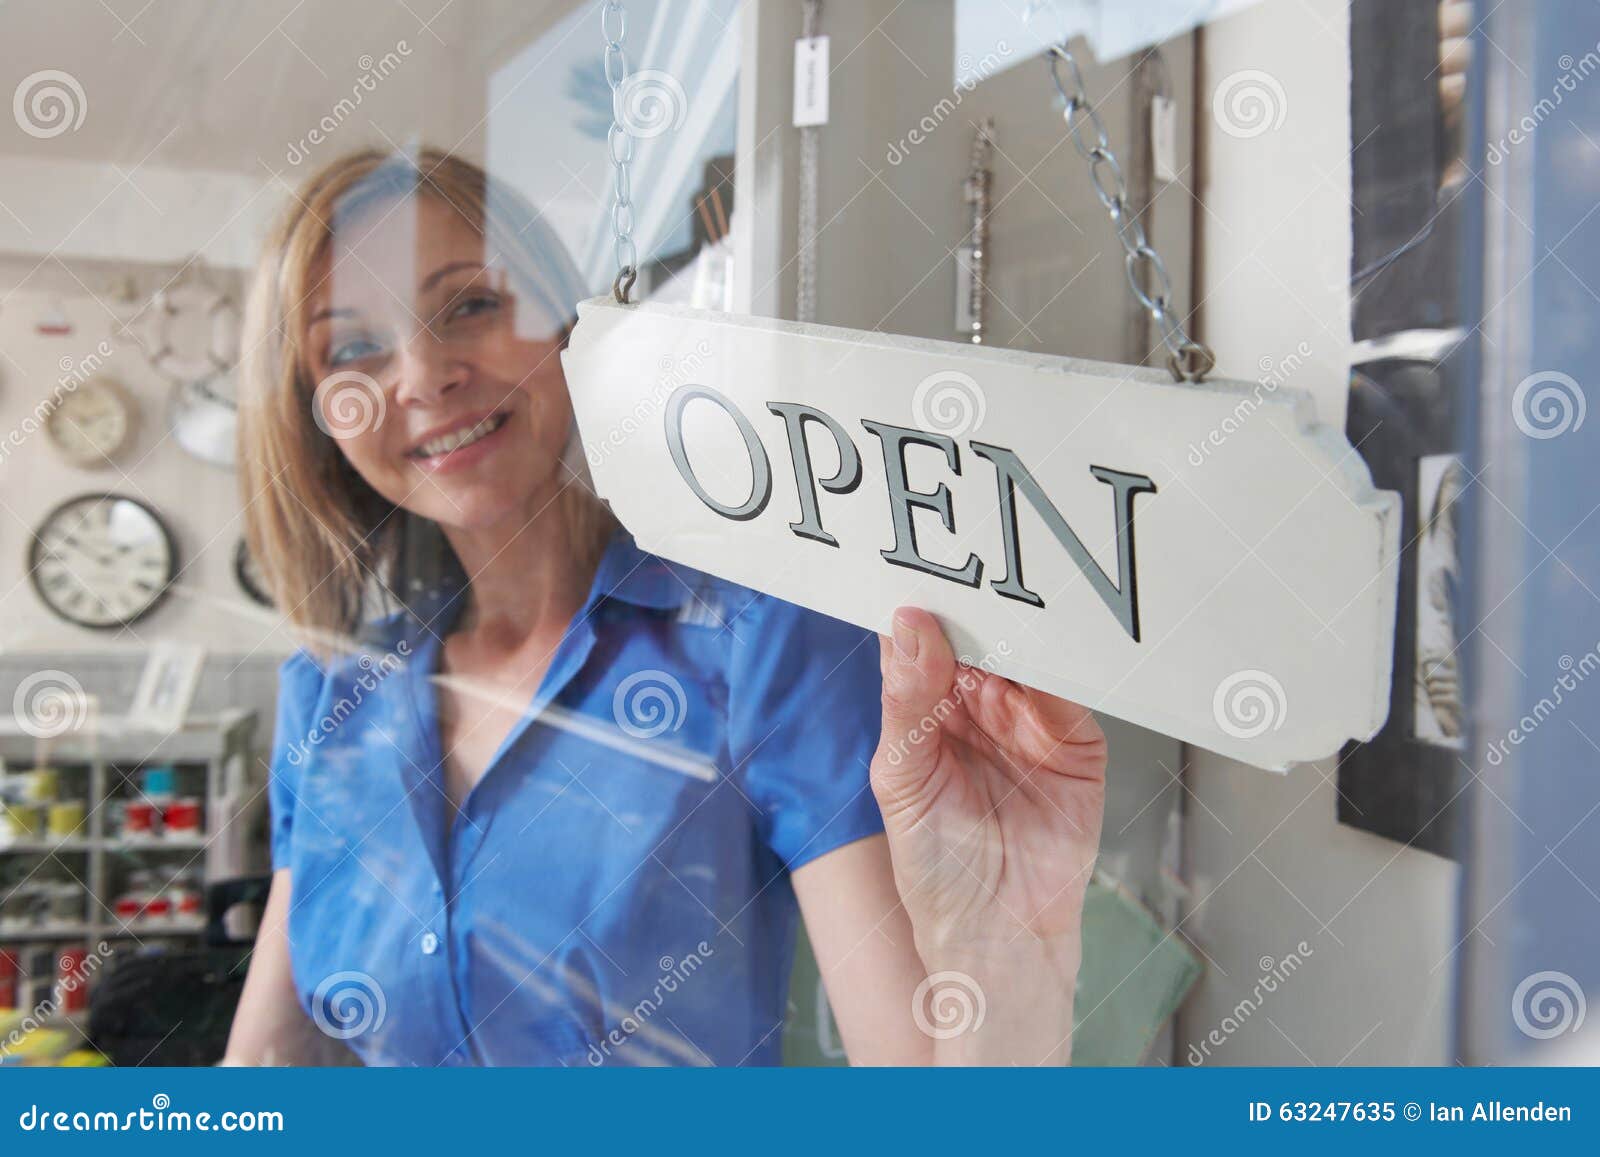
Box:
[957,118,995,344]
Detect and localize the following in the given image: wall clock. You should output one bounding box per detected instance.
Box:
[45,377,137,467]
[233,537,273,607]
[29,493,178,629]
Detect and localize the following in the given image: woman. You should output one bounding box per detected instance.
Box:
[225,147,1107,1066]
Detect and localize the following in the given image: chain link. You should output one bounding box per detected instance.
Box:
[1047,44,1213,382]
[602,0,637,303]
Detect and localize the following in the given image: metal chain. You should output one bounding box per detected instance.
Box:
[1047,43,1214,382]
[602,0,637,303]
[795,0,822,323]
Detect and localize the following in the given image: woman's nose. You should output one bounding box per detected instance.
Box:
[391,330,468,407]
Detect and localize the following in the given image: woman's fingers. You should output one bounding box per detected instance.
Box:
[963,667,1106,782]
[872,607,959,796]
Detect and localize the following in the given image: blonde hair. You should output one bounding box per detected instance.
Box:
[238,147,611,654]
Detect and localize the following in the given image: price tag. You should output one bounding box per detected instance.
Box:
[954,245,977,333]
[794,36,830,127]
[1152,95,1178,183]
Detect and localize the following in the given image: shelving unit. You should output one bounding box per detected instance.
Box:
[0,709,258,946]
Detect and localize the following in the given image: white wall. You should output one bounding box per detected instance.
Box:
[0,284,293,655]
[1173,0,1460,1065]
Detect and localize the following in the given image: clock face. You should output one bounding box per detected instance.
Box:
[46,378,135,467]
[29,494,178,629]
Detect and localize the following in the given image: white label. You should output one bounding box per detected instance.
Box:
[954,245,977,333]
[1152,95,1178,183]
[562,299,1401,771]
[793,36,830,127]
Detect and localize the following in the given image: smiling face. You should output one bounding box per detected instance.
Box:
[303,193,573,534]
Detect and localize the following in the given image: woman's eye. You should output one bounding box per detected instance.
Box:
[445,293,501,323]
[327,336,386,366]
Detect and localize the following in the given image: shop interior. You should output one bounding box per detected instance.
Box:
[1,0,1591,1068]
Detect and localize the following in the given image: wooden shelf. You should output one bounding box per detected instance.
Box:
[0,923,94,942]
[1,836,210,855]
[0,708,258,951]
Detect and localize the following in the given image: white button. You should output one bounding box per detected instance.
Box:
[421,931,439,955]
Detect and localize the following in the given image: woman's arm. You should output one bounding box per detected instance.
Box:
[222,868,356,1066]
[792,834,932,1065]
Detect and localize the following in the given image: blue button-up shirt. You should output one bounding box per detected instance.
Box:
[267,528,885,1066]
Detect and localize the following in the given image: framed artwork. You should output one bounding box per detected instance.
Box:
[1338,351,1467,859]
[128,642,206,733]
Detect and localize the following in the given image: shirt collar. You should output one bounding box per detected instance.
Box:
[589,527,694,614]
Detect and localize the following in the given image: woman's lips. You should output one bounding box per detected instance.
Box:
[406,411,511,475]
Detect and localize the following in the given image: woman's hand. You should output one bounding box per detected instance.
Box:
[870,607,1107,1063]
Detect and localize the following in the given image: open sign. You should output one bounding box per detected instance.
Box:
[563,299,1400,770]
[663,384,1155,643]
